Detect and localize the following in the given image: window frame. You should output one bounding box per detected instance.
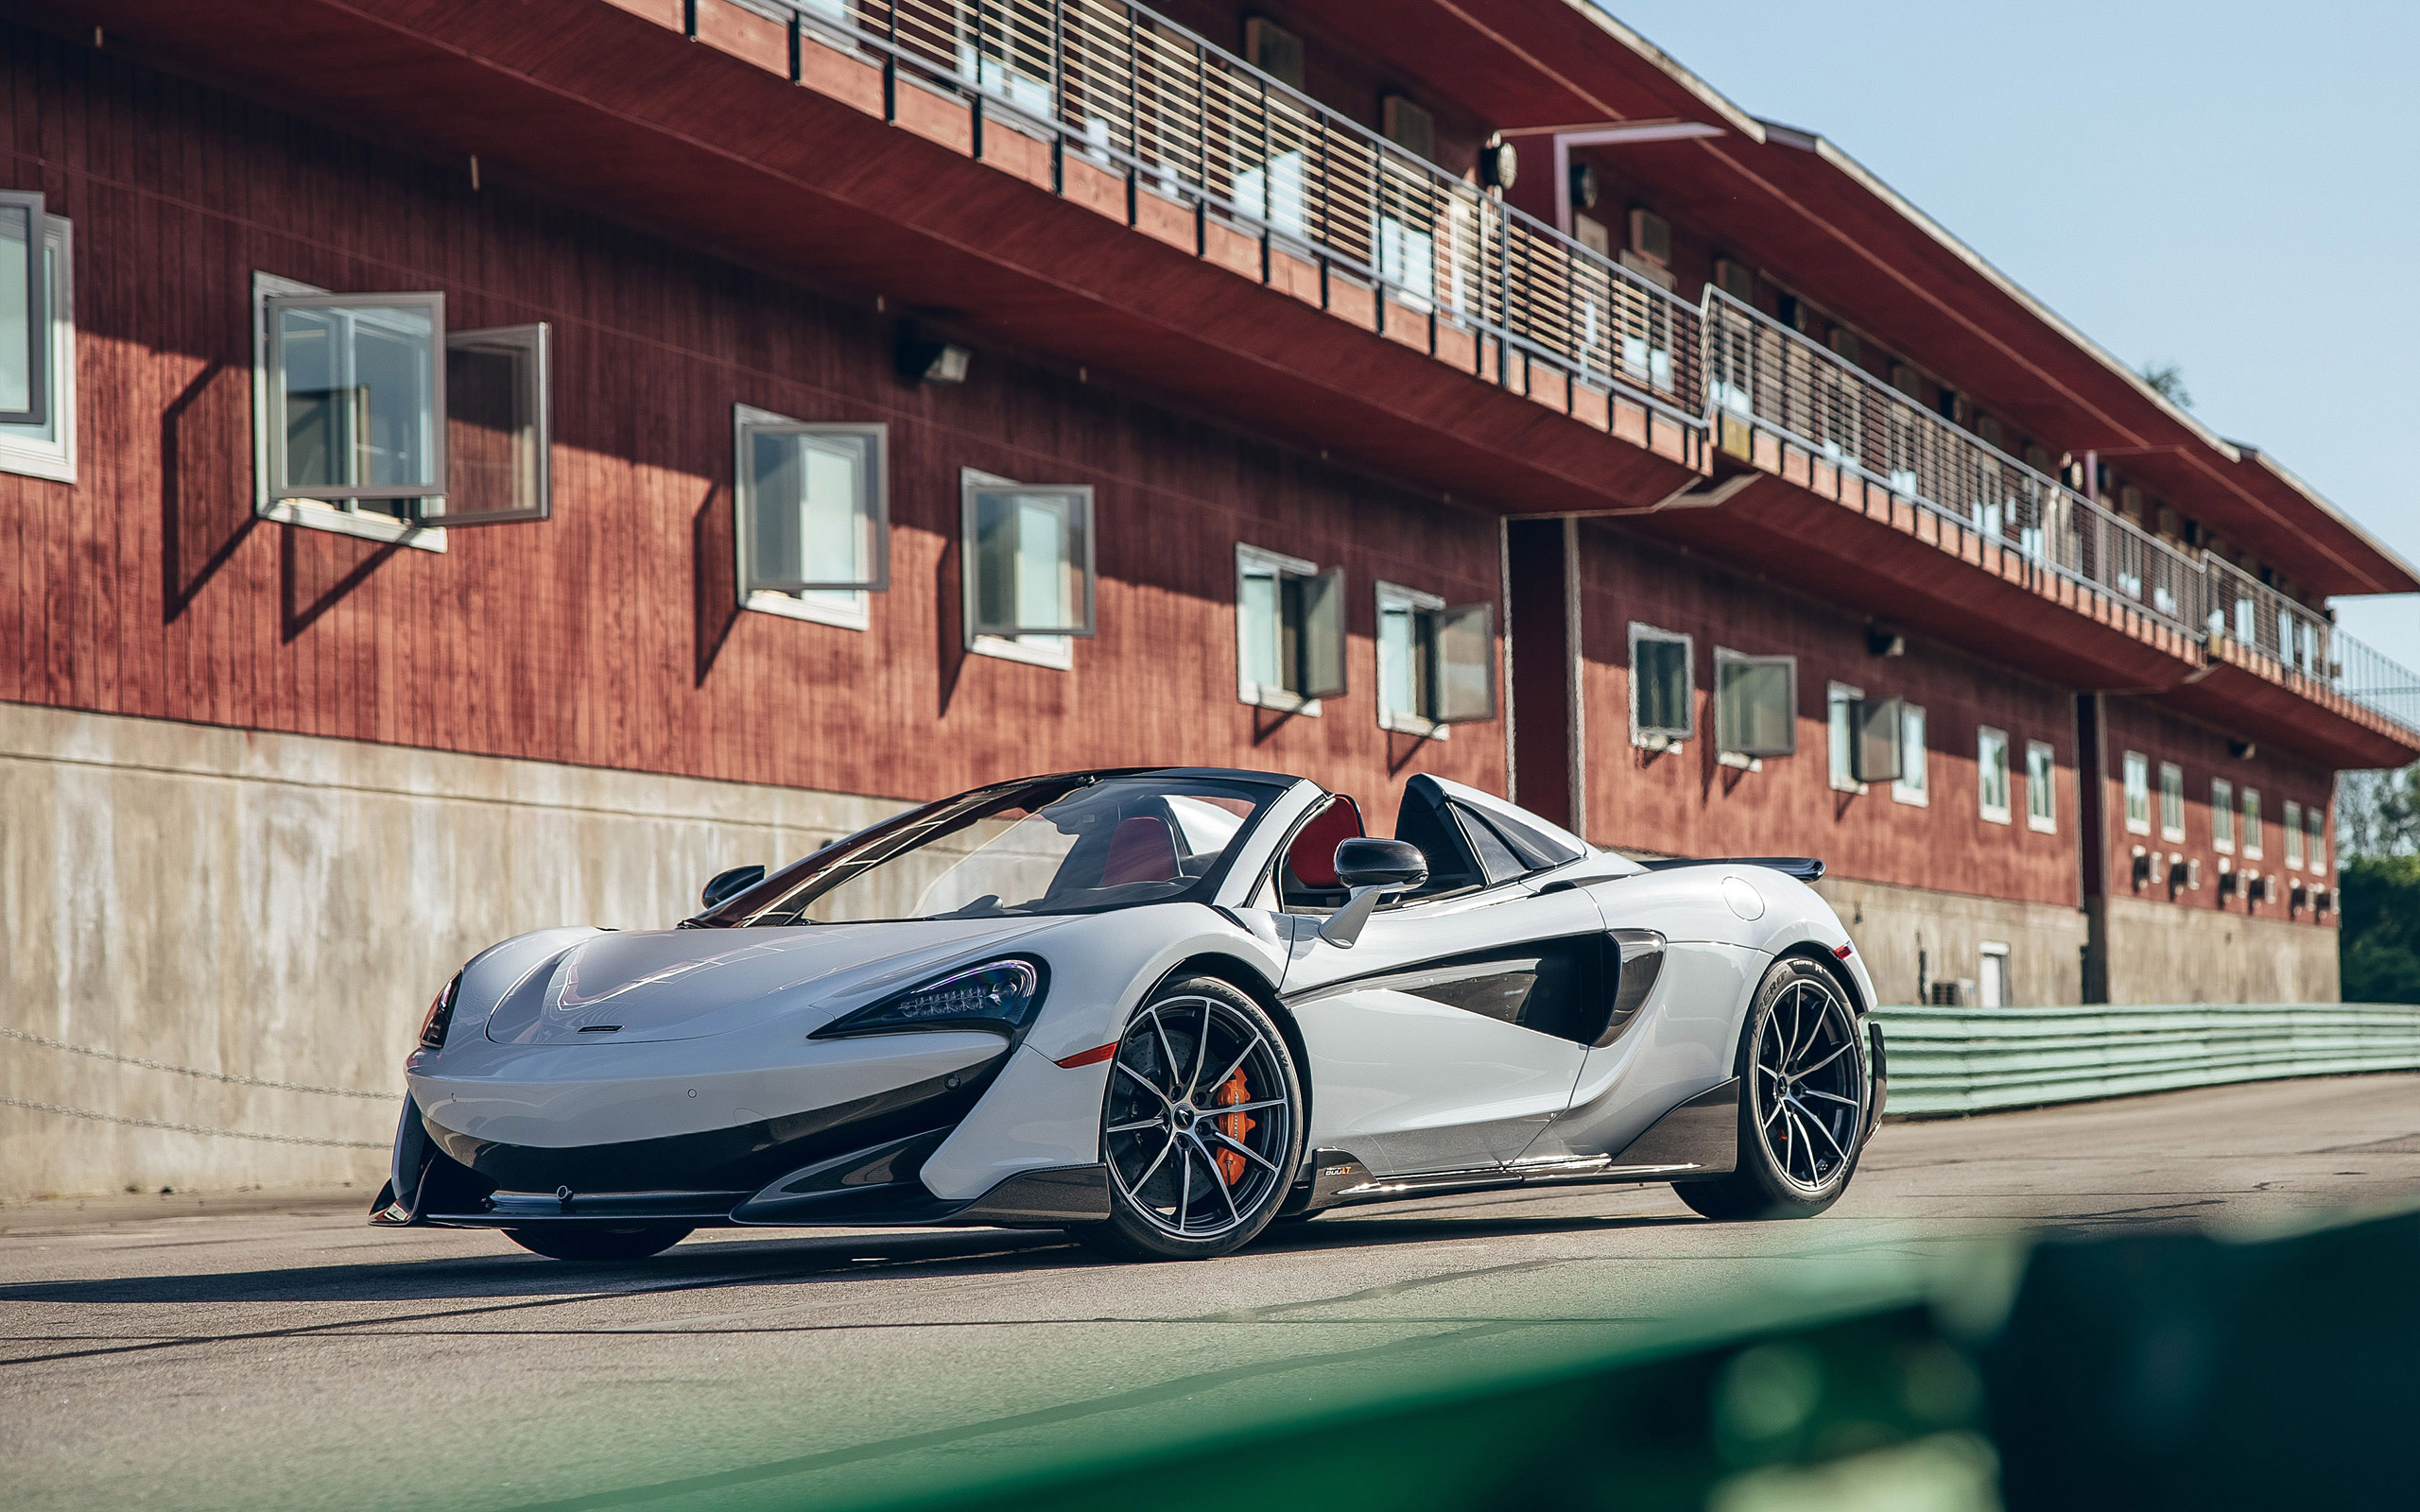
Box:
[2025,739,2057,833]
[1374,578,1448,738]
[2242,788,2263,859]
[0,190,48,429]
[1628,623,1695,748]
[1977,725,2012,825]
[2305,803,2326,875]
[429,321,552,525]
[1234,542,1343,714]
[2284,799,2304,868]
[0,208,72,483]
[960,467,1095,668]
[1712,647,1797,762]
[2211,778,2236,853]
[2158,761,2186,843]
[734,404,889,632]
[251,271,447,552]
[1826,681,1866,794]
[2122,751,2151,834]
[1893,702,1929,807]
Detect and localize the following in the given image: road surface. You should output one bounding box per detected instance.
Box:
[4,1074,2416,1512]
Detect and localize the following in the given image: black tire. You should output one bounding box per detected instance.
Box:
[1677,956,1869,1222]
[1076,976,1305,1262]
[504,1225,693,1262]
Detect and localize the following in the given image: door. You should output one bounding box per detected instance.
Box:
[1278,887,1606,1175]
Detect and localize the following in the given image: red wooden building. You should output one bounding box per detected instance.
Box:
[4,0,2416,1197]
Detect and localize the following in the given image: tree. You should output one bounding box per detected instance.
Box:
[2137,362,2193,411]
[2338,764,2420,859]
[2341,855,2420,1004]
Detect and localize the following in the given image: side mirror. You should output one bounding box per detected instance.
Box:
[700,865,766,912]
[1320,839,1428,948]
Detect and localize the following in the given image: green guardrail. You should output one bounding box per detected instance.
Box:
[824,1206,2420,1512]
[1873,1001,2420,1116]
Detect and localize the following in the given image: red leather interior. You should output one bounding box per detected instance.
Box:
[1285,795,1366,888]
[1099,816,1181,886]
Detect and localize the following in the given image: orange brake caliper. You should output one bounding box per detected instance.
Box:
[1212,1068,1254,1184]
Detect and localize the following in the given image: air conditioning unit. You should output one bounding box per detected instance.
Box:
[2169,856,2201,893]
[1244,18,1306,90]
[1927,979,1976,1007]
[1713,257,1754,301]
[2315,886,2336,916]
[2217,863,2239,900]
[1381,94,1435,161]
[2248,872,2275,904]
[1629,208,1671,266]
[2291,881,2310,913]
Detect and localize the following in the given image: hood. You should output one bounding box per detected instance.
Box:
[479,917,1064,1046]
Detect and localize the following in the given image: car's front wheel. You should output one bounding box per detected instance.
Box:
[504,1225,693,1262]
[1677,956,1869,1221]
[1078,976,1303,1261]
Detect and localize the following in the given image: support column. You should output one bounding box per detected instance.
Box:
[1505,517,1582,833]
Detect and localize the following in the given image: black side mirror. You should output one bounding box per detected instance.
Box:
[700,865,766,912]
[1335,837,1428,891]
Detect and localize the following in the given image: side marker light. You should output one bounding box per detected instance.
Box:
[1056,1042,1119,1069]
[1833,943,1854,959]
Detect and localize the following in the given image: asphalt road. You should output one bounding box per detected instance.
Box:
[5,1074,2417,1512]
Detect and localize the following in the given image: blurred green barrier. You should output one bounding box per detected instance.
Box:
[823,1207,2420,1512]
[1872,1002,2420,1115]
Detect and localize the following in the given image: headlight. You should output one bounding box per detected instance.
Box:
[418,975,460,1049]
[812,959,1044,1040]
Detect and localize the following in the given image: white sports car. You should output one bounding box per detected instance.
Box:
[374,768,1885,1262]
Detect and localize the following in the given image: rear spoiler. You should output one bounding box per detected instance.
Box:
[1642,856,1825,883]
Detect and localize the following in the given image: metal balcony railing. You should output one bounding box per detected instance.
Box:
[755,0,1703,419]
[1703,292,2209,640]
[744,0,2420,747]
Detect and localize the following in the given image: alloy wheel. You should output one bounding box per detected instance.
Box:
[1103,994,1293,1241]
[1748,975,1864,1193]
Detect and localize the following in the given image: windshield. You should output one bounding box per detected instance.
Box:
[701,774,1286,926]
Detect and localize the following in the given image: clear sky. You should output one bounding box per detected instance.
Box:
[1595,0,2420,681]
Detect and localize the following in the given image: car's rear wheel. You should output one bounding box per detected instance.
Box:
[1677,956,1869,1221]
[504,1225,693,1262]
[1077,976,1303,1261]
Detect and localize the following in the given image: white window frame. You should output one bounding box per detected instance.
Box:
[2306,804,2326,875]
[2242,788,2263,859]
[1629,623,1694,750]
[1893,703,1929,806]
[2025,739,2057,833]
[734,404,887,632]
[251,271,446,553]
[2122,751,2151,835]
[1713,647,1797,767]
[432,321,552,525]
[961,468,1092,670]
[2284,799,2304,868]
[1375,578,1446,738]
[2159,761,2186,843]
[1827,682,1866,794]
[2211,778,2236,854]
[1979,941,2011,1009]
[0,210,72,483]
[1234,542,1339,715]
[0,190,49,430]
[1977,725,2012,825]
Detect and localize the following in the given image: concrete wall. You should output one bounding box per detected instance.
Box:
[0,701,904,1205]
[1814,875,2090,1007]
[2099,894,2342,1006]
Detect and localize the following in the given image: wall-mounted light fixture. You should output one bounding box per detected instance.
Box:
[896,323,971,386]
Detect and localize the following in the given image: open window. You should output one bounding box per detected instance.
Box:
[963,471,1095,664]
[1631,624,1694,747]
[1838,693,1904,786]
[430,323,551,524]
[1237,544,1345,711]
[0,191,48,429]
[0,202,71,483]
[1714,649,1797,761]
[736,407,887,630]
[1375,580,1495,730]
[1978,726,2012,825]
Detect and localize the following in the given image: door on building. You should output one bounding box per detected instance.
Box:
[1277,777,1602,1175]
[1979,943,2011,1008]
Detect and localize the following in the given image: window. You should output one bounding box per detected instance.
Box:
[735,406,887,630]
[1714,649,1796,761]
[1236,544,1344,712]
[2242,788,2263,859]
[1979,942,2011,1009]
[1827,684,1864,792]
[2122,751,2151,834]
[962,469,1094,668]
[1893,704,1929,806]
[2306,804,2326,875]
[0,203,71,482]
[2159,762,2186,843]
[2025,740,2056,833]
[1977,727,2011,824]
[0,190,48,429]
[1630,625,1694,747]
[1375,580,1495,732]
[253,272,550,548]
[2284,799,2304,868]
[2211,779,2236,853]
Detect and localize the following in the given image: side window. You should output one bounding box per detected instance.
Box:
[1237,544,1345,711]
[963,469,1095,668]
[1630,624,1693,747]
[1375,582,1497,732]
[735,406,887,629]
